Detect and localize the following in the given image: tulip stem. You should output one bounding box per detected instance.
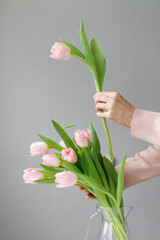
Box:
[91,69,114,162]
[71,53,86,64]
[101,117,114,161]
[72,53,114,161]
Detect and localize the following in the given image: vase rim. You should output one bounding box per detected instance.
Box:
[97,205,134,210]
[95,204,133,219]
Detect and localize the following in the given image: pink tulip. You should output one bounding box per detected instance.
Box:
[30,141,49,156]
[61,148,77,163]
[55,171,77,188]
[49,42,71,60]
[75,128,92,148]
[42,153,61,167]
[23,168,45,184]
[59,140,66,148]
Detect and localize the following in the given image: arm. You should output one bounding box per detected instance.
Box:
[116,144,160,190]
[131,108,160,147]
[77,92,160,197]
[116,108,160,190]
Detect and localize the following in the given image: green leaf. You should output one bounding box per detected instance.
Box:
[101,159,116,199]
[34,178,55,184]
[63,124,76,131]
[60,38,85,63]
[39,164,67,174]
[96,152,104,169]
[83,148,102,186]
[51,120,76,151]
[103,156,118,187]
[37,134,64,151]
[76,180,95,197]
[35,169,56,177]
[91,146,110,191]
[77,173,116,204]
[55,153,82,174]
[90,123,101,153]
[80,148,89,176]
[80,20,94,68]
[116,152,127,207]
[90,38,106,91]
[87,138,92,151]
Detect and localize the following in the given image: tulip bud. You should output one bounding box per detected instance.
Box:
[59,140,66,148]
[23,168,45,184]
[87,128,92,142]
[75,129,92,148]
[49,42,71,60]
[30,141,49,156]
[55,171,77,188]
[42,153,61,167]
[61,148,77,163]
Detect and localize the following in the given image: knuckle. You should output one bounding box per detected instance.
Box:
[107,111,113,119]
[114,92,120,99]
[95,103,98,109]
[94,97,99,103]
[112,98,117,105]
[108,100,116,110]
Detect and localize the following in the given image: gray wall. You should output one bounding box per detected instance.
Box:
[1,0,160,239]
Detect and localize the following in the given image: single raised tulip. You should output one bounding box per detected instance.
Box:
[42,153,61,167]
[23,168,45,184]
[55,171,77,188]
[61,148,77,163]
[59,140,66,148]
[30,141,49,156]
[75,128,92,148]
[49,42,71,60]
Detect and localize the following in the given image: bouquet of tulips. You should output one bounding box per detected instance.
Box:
[23,20,129,240]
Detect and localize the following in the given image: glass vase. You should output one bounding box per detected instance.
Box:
[84,204,133,240]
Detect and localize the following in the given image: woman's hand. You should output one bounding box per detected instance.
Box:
[76,185,96,200]
[93,91,136,128]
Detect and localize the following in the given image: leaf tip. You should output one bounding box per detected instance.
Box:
[124,152,127,159]
[89,123,93,130]
[51,119,55,124]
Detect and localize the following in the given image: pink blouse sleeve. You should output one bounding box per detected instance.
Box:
[115,109,160,190]
[131,108,160,147]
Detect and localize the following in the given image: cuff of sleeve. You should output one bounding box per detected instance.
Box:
[131,108,142,138]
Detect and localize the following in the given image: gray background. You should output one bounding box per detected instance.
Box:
[1,0,160,239]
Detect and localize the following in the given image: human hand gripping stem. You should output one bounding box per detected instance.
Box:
[94,91,136,128]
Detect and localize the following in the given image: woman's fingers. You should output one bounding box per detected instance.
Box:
[76,185,83,190]
[94,95,107,104]
[93,91,120,100]
[83,189,90,194]
[96,111,109,118]
[86,194,96,200]
[76,185,96,200]
[95,102,108,111]
[76,185,90,194]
